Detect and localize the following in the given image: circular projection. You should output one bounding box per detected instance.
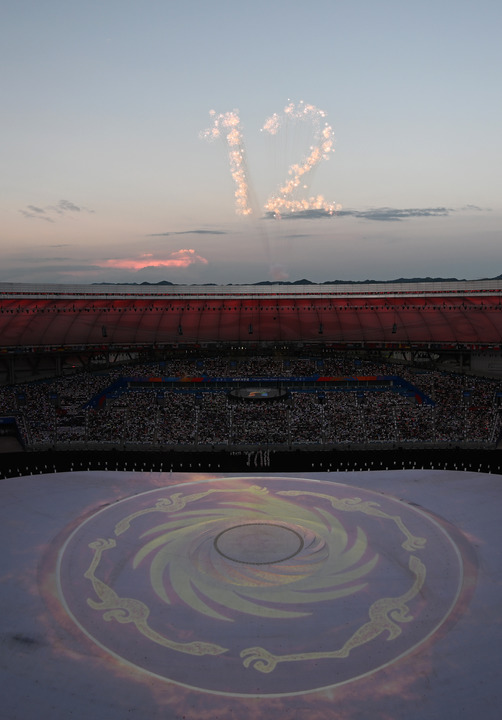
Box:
[214,523,304,564]
[229,387,287,400]
[57,477,465,696]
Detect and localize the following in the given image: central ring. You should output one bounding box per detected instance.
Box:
[214,523,304,565]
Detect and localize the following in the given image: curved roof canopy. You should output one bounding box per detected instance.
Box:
[0,281,501,350]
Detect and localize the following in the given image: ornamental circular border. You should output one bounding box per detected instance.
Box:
[57,476,468,697]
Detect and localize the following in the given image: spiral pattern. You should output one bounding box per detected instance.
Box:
[132,493,378,621]
[58,476,465,696]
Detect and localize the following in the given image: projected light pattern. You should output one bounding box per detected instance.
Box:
[58,477,464,696]
[131,498,377,622]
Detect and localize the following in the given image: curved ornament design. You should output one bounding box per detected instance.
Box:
[58,477,465,696]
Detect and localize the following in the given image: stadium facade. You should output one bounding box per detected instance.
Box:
[1,279,501,383]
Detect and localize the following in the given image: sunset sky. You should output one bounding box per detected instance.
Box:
[1,0,500,285]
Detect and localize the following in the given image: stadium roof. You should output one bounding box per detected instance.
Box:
[1,279,501,299]
[0,281,501,350]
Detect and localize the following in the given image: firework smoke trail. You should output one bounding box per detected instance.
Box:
[262,101,340,218]
[201,110,253,216]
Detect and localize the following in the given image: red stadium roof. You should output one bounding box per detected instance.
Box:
[1,281,501,350]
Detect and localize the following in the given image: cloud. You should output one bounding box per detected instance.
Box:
[101,249,209,271]
[19,208,55,222]
[49,199,94,214]
[17,257,74,263]
[56,199,82,213]
[264,207,454,221]
[339,207,452,221]
[19,199,94,222]
[148,229,227,237]
[461,204,489,212]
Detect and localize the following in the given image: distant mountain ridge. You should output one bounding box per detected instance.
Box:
[93,274,502,287]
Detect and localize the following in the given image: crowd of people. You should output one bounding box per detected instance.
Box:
[0,355,500,449]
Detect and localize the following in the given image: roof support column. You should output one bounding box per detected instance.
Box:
[8,356,15,384]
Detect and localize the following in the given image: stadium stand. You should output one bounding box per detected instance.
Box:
[0,281,501,475]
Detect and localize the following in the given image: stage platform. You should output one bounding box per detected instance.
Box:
[0,469,500,719]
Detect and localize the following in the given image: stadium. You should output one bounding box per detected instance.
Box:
[0,278,501,474]
[1,279,502,720]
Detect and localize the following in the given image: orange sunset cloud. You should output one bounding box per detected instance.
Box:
[102,249,208,270]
